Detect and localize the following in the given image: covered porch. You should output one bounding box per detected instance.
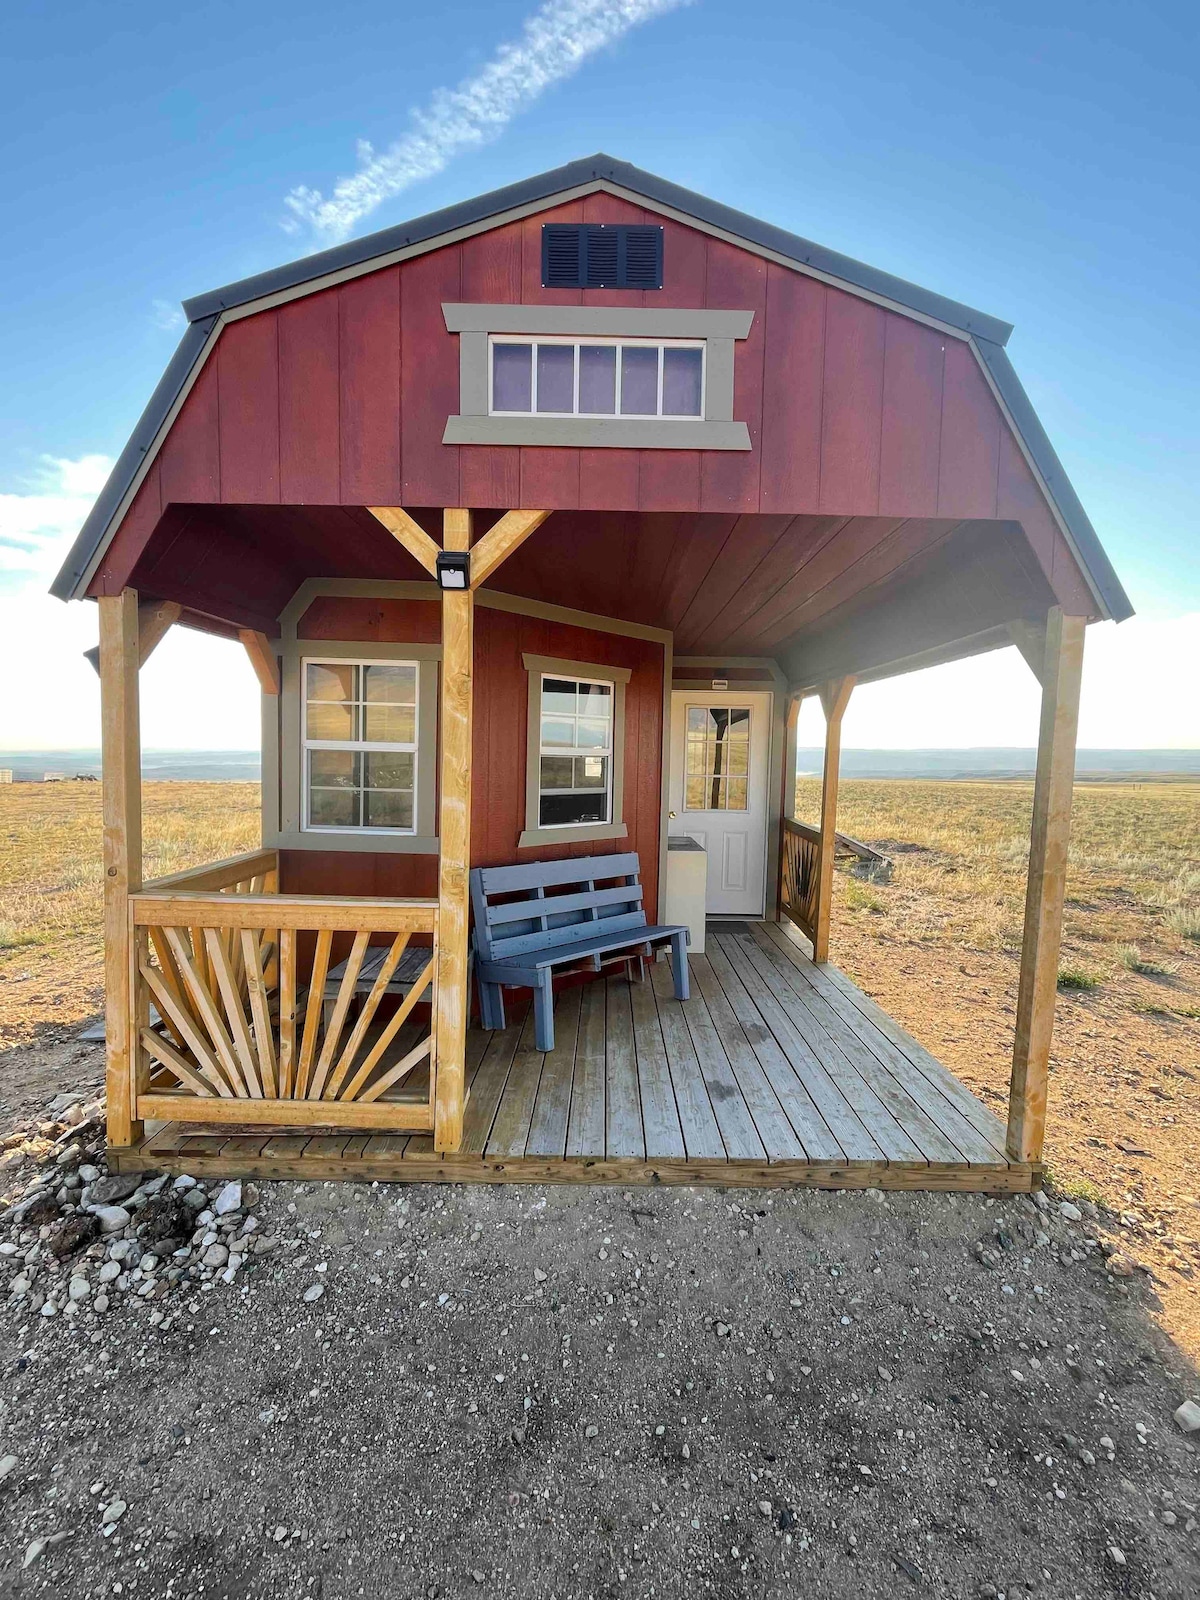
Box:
[114,917,1031,1190]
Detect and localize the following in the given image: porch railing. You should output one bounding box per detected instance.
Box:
[779,818,821,947]
[127,849,439,1132]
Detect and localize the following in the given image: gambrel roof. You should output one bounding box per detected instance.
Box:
[51,153,1131,620]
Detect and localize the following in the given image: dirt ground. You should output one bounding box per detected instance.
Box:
[1,1094,1198,1600]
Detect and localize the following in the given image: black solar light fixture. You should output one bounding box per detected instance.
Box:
[435,548,471,590]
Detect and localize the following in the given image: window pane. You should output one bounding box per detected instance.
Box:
[306,701,355,741]
[578,345,616,413]
[536,344,575,413]
[620,346,659,415]
[307,662,355,702]
[577,681,612,713]
[726,741,750,777]
[309,787,359,827]
[363,663,416,703]
[539,756,575,790]
[685,775,707,809]
[574,755,607,789]
[685,738,707,775]
[686,707,709,734]
[363,704,416,743]
[364,751,413,792]
[726,778,748,811]
[364,788,413,830]
[493,343,532,411]
[540,792,609,827]
[542,679,578,716]
[540,717,574,749]
[727,708,751,738]
[662,347,703,416]
[575,717,609,750]
[309,750,359,788]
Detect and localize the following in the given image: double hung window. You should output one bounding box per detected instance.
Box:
[537,675,614,829]
[303,660,418,833]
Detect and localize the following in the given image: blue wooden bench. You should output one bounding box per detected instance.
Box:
[470,853,690,1053]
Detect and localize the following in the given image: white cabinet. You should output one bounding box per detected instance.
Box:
[665,835,707,955]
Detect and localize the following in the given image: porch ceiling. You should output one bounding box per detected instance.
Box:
[120,504,1055,682]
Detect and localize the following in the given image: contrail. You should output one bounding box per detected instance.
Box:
[284,0,693,241]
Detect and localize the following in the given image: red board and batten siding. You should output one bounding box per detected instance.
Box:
[91,197,1093,612]
[279,598,666,920]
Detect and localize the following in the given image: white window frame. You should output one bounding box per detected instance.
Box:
[489,335,707,421]
[536,672,615,831]
[301,656,421,837]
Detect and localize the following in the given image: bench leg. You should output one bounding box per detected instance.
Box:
[478,978,506,1032]
[669,933,690,1002]
[533,971,555,1053]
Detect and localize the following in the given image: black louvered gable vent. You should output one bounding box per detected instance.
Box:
[542,224,663,290]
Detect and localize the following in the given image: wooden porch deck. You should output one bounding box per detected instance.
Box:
[116,920,1036,1191]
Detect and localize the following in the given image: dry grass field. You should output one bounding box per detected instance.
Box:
[0,776,1197,1354]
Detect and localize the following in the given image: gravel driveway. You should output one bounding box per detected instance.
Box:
[2,1136,1198,1600]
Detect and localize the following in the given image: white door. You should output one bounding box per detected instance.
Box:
[668,691,772,917]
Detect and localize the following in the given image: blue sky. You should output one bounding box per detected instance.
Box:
[1,0,1196,749]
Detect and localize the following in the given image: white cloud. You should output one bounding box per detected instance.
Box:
[0,455,260,751]
[284,0,693,240]
[151,299,185,333]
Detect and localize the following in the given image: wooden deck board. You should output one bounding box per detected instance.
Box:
[113,921,1038,1193]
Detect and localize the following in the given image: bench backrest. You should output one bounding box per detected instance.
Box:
[470,852,646,963]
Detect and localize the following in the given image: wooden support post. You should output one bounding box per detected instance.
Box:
[238,630,281,695]
[1006,608,1086,1164]
[776,692,803,917]
[99,590,144,1148]
[812,677,854,964]
[434,509,474,1152]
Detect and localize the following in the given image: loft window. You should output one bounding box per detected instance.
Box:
[490,338,704,419]
[538,675,614,829]
[542,224,663,290]
[303,659,419,833]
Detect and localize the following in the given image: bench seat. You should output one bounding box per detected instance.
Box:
[470,853,689,1052]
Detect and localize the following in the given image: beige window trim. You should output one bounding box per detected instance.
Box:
[271,639,442,855]
[518,653,631,851]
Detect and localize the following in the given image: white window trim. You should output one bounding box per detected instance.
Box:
[489,336,706,421]
[302,656,421,837]
[519,654,631,851]
[536,672,616,831]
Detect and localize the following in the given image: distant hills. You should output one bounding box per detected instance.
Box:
[1,748,1197,783]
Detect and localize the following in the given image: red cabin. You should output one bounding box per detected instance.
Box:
[55,155,1129,1190]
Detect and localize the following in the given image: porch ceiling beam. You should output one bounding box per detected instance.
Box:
[368,506,441,578]
[470,509,551,588]
[238,629,281,696]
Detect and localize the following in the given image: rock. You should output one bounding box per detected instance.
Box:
[1173,1400,1200,1434]
[93,1206,131,1234]
[67,1277,91,1302]
[1107,1547,1126,1568]
[1059,1202,1083,1222]
[254,1235,279,1256]
[0,1454,17,1483]
[47,1214,99,1259]
[78,1164,101,1183]
[213,1181,242,1216]
[172,1174,197,1191]
[757,1500,773,1517]
[1107,1253,1136,1278]
[94,1293,110,1313]
[23,1537,49,1568]
[533,1268,548,1283]
[16,1193,61,1228]
[101,1499,127,1526]
[97,1261,120,1283]
[136,1193,192,1244]
[585,1424,599,1438]
[303,1283,324,1303]
[182,1188,209,1213]
[201,1244,229,1269]
[89,1174,141,1206]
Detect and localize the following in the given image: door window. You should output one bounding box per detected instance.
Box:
[684,706,751,811]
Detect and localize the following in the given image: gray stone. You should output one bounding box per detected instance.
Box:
[93,1206,131,1234]
[303,1284,324,1303]
[67,1277,91,1302]
[201,1244,229,1269]
[97,1261,120,1283]
[1059,1201,1083,1222]
[89,1174,141,1206]
[213,1181,242,1216]
[1173,1399,1200,1434]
